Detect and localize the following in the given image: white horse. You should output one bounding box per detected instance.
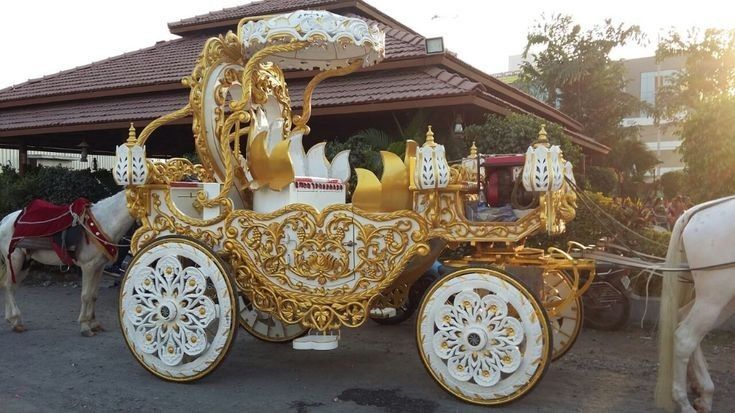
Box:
[655,196,735,413]
[0,190,134,336]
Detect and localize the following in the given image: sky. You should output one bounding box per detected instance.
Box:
[0,0,732,89]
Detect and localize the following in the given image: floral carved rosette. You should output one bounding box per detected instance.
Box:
[432,290,524,386]
[120,238,237,381]
[417,269,551,405]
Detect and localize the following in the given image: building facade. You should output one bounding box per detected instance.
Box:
[622,55,686,178]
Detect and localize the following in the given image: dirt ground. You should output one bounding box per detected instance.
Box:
[0,274,734,413]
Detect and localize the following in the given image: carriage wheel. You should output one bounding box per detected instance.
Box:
[543,270,583,361]
[119,236,238,382]
[416,267,552,406]
[238,295,307,342]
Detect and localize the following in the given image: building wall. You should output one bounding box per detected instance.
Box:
[0,148,117,171]
[622,55,686,178]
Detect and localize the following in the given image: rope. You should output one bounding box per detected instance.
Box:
[568,178,668,249]
[567,178,672,271]
[16,210,71,225]
[572,189,735,273]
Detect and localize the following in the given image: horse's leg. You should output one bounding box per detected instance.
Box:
[672,272,735,413]
[689,299,735,413]
[78,261,106,336]
[3,252,28,332]
[87,264,106,332]
[4,282,24,332]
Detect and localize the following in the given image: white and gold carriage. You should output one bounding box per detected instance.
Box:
[115,10,594,405]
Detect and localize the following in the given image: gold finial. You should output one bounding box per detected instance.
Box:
[469,141,478,158]
[424,125,437,147]
[537,124,548,144]
[126,123,137,145]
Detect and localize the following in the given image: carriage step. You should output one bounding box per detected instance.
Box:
[369,307,397,319]
[292,332,339,351]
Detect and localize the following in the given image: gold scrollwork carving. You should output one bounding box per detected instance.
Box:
[147,158,214,184]
[420,191,542,243]
[222,204,430,331]
[129,189,226,255]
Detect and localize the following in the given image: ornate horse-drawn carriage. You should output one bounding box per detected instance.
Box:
[114,10,594,405]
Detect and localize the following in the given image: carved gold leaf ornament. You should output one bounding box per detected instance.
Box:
[352,149,413,212]
[221,204,429,331]
[352,169,383,212]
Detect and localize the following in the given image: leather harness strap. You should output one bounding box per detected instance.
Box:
[82,210,118,261]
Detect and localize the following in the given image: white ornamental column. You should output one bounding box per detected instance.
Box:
[522,125,565,234]
[113,123,148,186]
[414,126,450,226]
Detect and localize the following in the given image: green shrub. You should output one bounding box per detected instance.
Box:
[586,166,618,195]
[463,113,583,167]
[0,166,119,217]
[530,191,670,257]
[660,170,685,199]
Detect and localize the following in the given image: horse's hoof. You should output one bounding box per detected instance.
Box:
[694,398,711,413]
[80,329,96,337]
[91,324,105,333]
[12,325,26,333]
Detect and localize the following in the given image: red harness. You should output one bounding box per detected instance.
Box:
[82,211,118,261]
[7,198,117,283]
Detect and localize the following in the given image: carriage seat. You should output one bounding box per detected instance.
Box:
[249,124,351,214]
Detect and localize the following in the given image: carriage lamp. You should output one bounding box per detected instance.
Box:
[113,123,148,186]
[415,125,450,190]
[453,113,464,139]
[522,124,564,192]
[78,140,90,162]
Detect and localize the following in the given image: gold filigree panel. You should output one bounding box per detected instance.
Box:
[223,203,430,331]
[415,191,543,243]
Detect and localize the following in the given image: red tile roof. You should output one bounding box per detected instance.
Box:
[169,0,340,31]
[0,92,187,131]
[0,22,426,105]
[0,35,208,104]
[0,67,481,132]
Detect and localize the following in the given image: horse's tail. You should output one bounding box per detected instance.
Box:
[655,215,694,411]
[0,249,6,286]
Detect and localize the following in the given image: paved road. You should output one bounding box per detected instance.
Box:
[1,279,734,412]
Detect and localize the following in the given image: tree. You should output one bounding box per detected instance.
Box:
[464,113,582,167]
[520,14,656,194]
[656,29,735,201]
[607,138,660,194]
[660,170,686,199]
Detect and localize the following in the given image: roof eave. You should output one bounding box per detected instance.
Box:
[440,54,584,132]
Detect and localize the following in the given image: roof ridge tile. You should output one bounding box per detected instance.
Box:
[168,0,342,29]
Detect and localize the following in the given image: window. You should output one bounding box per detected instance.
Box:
[640,70,677,105]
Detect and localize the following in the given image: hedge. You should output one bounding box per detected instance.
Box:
[0,165,119,217]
